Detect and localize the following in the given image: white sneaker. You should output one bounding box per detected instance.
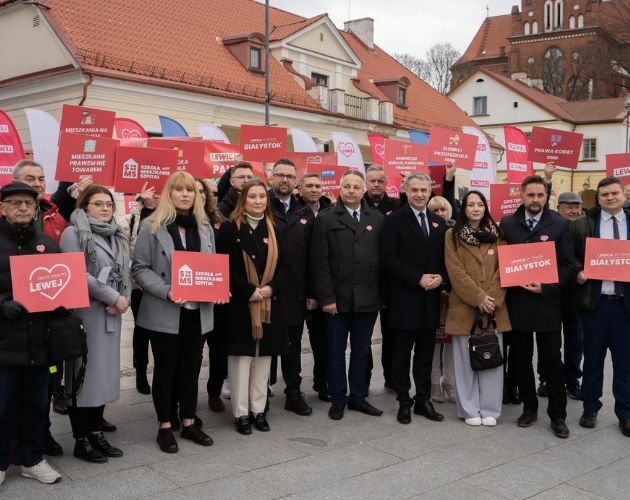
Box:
[21,459,61,484]
[481,416,497,426]
[221,379,231,400]
[465,417,482,426]
[0,469,5,490]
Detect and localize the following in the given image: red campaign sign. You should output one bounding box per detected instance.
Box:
[528,127,583,169]
[147,138,204,178]
[171,251,230,302]
[282,152,337,180]
[114,146,178,194]
[307,165,349,198]
[10,252,90,313]
[59,104,116,138]
[504,125,533,184]
[55,132,118,185]
[0,109,26,187]
[428,126,479,170]
[240,125,287,162]
[368,133,387,165]
[123,195,139,215]
[498,241,559,287]
[429,165,446,197]
[114,117,148,139]
[203,141,240,179]
[606,153,630,185]
[383,141,429,198]
[489,184,522,221]
[583,238,630,282]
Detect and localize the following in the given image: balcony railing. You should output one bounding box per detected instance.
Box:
[343,94,371,120]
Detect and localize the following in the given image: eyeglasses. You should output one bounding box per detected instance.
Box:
[88,201,115,209]
[273,173,297,181]
[233,175,254,180]
[2,199,36,208]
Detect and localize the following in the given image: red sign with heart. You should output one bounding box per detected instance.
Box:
[282,152,337,180]
[10,252,89,313]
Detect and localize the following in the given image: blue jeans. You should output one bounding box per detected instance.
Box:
[580,298,630,420]
[0,365,50,470]
[324,311,377,406]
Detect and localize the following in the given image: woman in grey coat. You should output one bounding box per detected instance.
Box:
[59,184,130,464]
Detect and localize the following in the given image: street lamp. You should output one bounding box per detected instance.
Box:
[265,0,270,126]
[626,101,630,153]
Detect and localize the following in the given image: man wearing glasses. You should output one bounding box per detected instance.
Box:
[217,162,254,218]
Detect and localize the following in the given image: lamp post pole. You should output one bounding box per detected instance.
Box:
[265,0,270,126]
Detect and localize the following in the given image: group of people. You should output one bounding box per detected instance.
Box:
[1,155,629,491]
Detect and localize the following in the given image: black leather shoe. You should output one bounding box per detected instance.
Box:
[619,419,630,437]
[208,396,226,413]
[579,411,597,429]
[235,416,252,435]
[88,432,123,457]
[537,382,548,398]
[318,390,331,402]
[74,438,108,463]
[566,384,582,400]
[251,413,270,432]
[285,393,313,416]
[397,403,412,425]
[348,400,383,416]
[550,419,570,438]
[413,400,444,421]
[43,433,63,456]
[101,418,117,433]
[136,370,151,395]
[181,424,214,446]
[156,428,178,453]
[328,405,344,420]
[517,411,538,427]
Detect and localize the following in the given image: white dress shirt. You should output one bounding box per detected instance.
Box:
[600,209,627,296]
[411,207,430,236]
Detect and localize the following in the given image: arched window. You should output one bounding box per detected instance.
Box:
[532,21,539,34]
[569,15,575,29]
[544,0,553,31]
[554,0,563,28]
[577,14,584,28]
[524,22,531,35]
[544,47,564,96]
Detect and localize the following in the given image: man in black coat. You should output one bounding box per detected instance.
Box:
[268,159,314,416]
[217,162,254,218]
[500,175,575,439]
[0,182,62,487]
[311,170,384,420]
[379,173,448,424]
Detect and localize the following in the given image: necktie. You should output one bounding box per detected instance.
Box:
[283,201,290,214]
[419,212,429,239]
[527,218,535,230]
[613,216,623,295]
[352,210,359,223]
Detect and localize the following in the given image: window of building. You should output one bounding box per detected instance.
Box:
[569,15,575,29]
[554,0,563,28]
[544,0,553,31]
[311,72,329,87]
[532,20,539,34]
[524,22,530,35]
[473,96,487,115]
[398,87,407,107]
[543,47,564,96]
[577,14,584,28]
[250,47,261,71]
[583,138,597,160]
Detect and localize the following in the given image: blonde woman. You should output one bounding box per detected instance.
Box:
[132,172,217,453]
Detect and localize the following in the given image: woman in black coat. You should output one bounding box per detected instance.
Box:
[216,179,288,435]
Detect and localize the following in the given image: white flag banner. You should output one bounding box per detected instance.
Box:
[332,131,365,173]
[290,127,318,152]
[197,124,230,143]
[25,108,60,194]
[463,126,495,203]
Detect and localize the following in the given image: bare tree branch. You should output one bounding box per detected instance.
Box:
[394,43,461,94]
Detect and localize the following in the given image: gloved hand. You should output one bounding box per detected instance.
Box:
[1,300,28,320]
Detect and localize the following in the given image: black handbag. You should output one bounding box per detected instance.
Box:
[46,311,88,363]
[468,312,503,371]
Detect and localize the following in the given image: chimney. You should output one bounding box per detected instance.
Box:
[344,17,374,48]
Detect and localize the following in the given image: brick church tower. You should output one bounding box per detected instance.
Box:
[451,0,630,100]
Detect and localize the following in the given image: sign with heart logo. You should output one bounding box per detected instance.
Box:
[10,252,89,312]
[282,152,337,180]
[337,142,355,158]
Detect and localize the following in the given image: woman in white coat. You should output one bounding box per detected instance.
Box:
[60,184,130,463]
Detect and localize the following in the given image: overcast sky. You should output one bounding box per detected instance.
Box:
[267,0,510,58]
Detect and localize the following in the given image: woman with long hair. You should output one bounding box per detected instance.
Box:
[59,185,130,463]
[444,190,511,427]
[216,179,288,435]
[132,171,217,453]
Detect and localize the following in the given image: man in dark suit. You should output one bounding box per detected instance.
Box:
[379,173,448,424]
[501,175,575,438]
[311,170,384,420]
[268,159,314,416]
[570,177,630,438]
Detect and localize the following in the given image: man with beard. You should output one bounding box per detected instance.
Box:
[500,175,575,438]
[217,162,254,218]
